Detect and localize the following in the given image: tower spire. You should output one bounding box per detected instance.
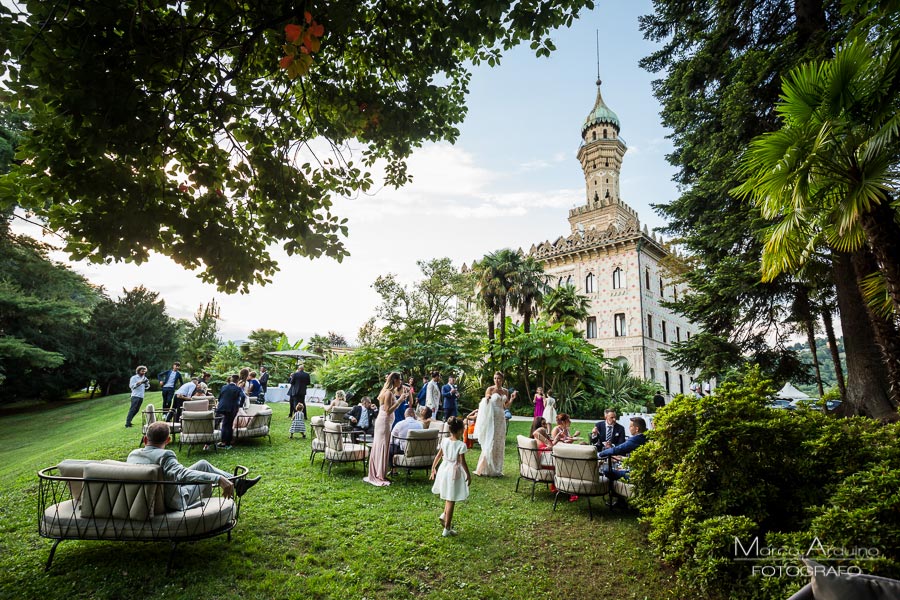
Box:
[596,29,600,84]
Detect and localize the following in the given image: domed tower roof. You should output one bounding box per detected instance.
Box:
[582,78,620,136]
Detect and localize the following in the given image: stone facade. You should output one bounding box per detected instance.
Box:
[530,79,699,399]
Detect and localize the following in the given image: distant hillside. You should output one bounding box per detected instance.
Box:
[787,337,845,396]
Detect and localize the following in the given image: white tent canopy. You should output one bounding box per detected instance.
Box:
[776,382,810,400]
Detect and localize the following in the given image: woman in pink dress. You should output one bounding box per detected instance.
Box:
[364,372,406,486]
[533,387,545,419]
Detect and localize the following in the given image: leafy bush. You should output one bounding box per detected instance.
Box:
[629,365,900,598]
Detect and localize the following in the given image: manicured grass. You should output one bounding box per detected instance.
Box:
[0,393,679,599]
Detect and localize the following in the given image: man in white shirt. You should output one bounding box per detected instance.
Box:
[171,377,200,421]
[125,365,151,428]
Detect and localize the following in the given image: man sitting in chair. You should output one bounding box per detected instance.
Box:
[598,417,648,481]
[347,396,376,436]
[128,421,261,511]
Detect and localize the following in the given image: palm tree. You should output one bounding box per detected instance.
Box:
[510,256,548,334]
[735,39,900,418]
[543,284,591,331]
[472,250,514,352]
[736,39,900,315]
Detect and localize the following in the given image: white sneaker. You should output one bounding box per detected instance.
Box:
[442,528,458,537]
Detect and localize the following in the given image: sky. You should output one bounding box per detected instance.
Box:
[14,1,679,344]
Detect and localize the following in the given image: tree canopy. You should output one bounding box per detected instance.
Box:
[0,0,594,293]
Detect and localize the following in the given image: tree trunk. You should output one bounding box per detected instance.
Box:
[860,201,900,316]
[499,303,507,349]
[487,318,495,362]
[821,307,846,401]
[832,252,894,418]
[851,249,900,418]
[795,286,824,396]
[523,308,532,334]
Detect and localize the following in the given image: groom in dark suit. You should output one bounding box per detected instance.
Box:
[590,408,627,451]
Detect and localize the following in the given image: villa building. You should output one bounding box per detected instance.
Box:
[529,78,698,399]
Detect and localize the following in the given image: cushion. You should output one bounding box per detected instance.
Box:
[41,496,235,540]
[613,479,635,499]
[58,459,99,499]
[806,558,900,600]
[324,421,344,451]
[182,400,209,412]
[325,444,369,462]
[81,463,161,520]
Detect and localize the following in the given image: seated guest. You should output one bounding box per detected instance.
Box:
[550,413,580,444]
[416,405,433,430]
[390,408,423,468]
[325,390,349,413]
[128,421,260,510]
[347,396,376,436]
[589,408,627,451]
[599,417,648,480]
[530,416,556,470]
[530,417,555,451]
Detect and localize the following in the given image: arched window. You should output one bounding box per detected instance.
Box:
[645,268,651,289]
[612,267,623,289]
[585,273,595,293]
[605,158,609,167]
[603,128,608,139]
[566,275,573,286]
[592,131,597,141]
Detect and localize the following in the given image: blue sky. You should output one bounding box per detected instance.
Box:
[16,0,679,344]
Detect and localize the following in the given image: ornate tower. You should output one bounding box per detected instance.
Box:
[569,78,636,234]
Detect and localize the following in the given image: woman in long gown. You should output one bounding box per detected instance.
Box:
[474,371,518,476]
[364,372,406,486]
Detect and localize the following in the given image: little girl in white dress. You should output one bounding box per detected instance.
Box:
[430,417,470,537]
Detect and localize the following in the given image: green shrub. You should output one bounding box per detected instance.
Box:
[629,365,900,599]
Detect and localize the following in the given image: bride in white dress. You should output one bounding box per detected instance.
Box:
[474,371,517,476]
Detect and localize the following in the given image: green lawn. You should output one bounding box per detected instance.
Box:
[0,393,679,599]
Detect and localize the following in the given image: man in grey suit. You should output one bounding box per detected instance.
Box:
[589,408,627,451]
[127,422,260,511]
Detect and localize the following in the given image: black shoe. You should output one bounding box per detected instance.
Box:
[234,476,261,497]
[125,423,133,428]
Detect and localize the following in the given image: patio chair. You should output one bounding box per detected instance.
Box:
[179,410,221,455]
[233,404,272,444]
[551,443,610,520]
[141,403,180,444]
[309,416,326,465]
[326,405,353,428]
[392,428,439,482]
[322,421,369,475]
[515,435,554,501]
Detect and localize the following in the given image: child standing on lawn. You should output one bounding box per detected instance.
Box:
[430,417,470,537]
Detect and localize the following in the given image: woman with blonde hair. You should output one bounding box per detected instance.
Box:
[474,371,517,476]
[325,389,349,413]
[364,372,407,486]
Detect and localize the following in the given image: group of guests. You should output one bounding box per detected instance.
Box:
[528,406,649,484]
[362,370,516,487]
[125,362,271,429]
